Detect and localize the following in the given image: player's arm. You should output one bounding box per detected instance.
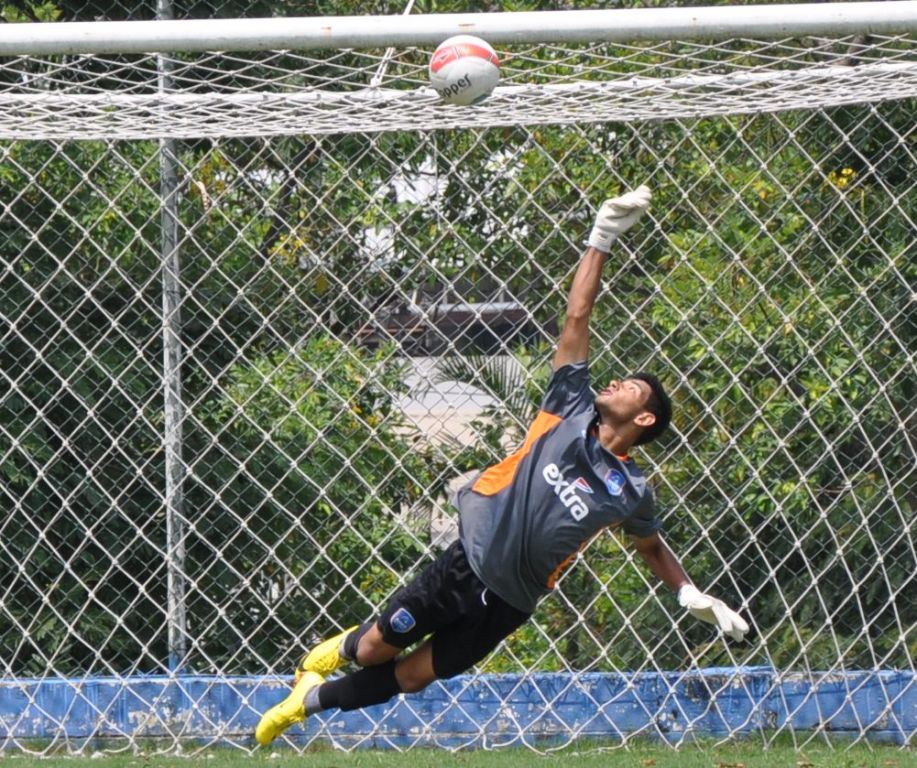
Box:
[631,531,751,642]
[630,531,690,592]
[553,185,652,371]
[552,246,607,370]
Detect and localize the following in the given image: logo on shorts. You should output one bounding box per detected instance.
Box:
[605,469,626,497]
[390,607,416,634]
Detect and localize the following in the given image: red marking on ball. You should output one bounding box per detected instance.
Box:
[430,43,501,74]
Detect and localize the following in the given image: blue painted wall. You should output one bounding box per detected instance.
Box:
[2,668,914,748]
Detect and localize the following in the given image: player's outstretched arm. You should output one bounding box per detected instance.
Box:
[553,185,652,370]
[631,531,690,593]
[631,532,750,642]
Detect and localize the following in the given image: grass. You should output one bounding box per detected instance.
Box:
[6,740,915,768]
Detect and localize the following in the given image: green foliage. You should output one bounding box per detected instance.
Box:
[1,2,60,22]
[0,140,170,673]
[633,109,915,670]
[0,137,449,674]
[187,337,444,672]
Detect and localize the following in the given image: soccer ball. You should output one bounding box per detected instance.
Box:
[429,35,501,106]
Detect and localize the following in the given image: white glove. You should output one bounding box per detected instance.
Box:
[678,584,750,642]
[587,184,652,252]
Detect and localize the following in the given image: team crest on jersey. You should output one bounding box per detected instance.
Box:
[389,607,416,633]
[574,477,593,494]
[605,469,626,496]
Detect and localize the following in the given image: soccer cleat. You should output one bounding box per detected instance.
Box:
[254,670,323,746]
[294,625,358,682]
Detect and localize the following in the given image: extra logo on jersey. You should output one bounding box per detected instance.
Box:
[543,463,590,521]
[605,468,626,496]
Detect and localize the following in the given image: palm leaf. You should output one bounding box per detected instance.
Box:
[434,352,538,434]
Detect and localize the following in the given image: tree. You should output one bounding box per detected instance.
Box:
[186,337,447,672]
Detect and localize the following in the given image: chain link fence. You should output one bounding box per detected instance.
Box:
[0,6,914,754]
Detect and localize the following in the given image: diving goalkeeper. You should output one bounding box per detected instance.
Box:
[255,185,750,746]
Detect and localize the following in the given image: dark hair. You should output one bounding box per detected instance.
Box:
[629,372,672,446]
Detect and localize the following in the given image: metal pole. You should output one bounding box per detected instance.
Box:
[1,1,916,55]
[158,0,187,674]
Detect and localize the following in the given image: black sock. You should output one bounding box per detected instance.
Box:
[316,660,401,712]
[341,621,375,663]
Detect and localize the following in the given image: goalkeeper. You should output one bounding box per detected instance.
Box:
[255,185,750,746]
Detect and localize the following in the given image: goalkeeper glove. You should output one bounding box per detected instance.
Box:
[587,184,652,252]
[678,584,750,642]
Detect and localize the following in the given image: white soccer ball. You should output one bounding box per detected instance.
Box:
[429,35,501,106]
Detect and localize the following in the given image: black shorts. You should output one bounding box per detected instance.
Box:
[377,539,530,679]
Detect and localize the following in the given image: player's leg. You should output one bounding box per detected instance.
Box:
[393,640,436,692]
[255,543,463,745]
[314,546,531,711]
[256,623,419,746]
[297,540,466,679]
[308,638,436,714]
[256,628,414,747]
[305,578,530,715]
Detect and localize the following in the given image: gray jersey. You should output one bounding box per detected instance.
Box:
[455,362,662,613]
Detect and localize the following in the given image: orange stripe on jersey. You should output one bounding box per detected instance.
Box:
[546,548,581,590]
[471,410,563,496]
[546,525,617,589]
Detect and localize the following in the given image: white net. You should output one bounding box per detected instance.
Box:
[0,7,914,756]
[2,35,917,138]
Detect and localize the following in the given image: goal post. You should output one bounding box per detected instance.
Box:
[0,2,914,754]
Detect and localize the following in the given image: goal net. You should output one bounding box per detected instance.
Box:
[0,3,914,755]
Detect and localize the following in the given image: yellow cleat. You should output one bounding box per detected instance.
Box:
[295,625,358,682]
[254,670,323,746]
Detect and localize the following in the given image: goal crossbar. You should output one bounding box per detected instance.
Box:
[1,1,916,55]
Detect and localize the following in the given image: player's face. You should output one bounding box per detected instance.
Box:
[595,377,652,423]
